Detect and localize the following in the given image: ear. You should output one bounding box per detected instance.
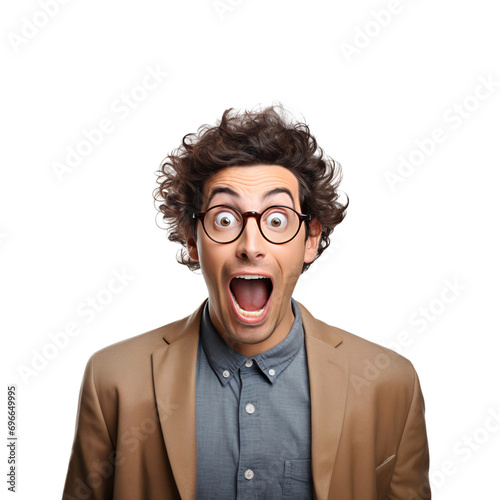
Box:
[185,227,199,262]
[304,219,322,264]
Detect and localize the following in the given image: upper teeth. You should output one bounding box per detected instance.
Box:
[235,275,268,280]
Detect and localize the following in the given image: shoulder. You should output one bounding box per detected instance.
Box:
[91,323,168,368]
[87,301,205,385]
[298,301,417,387]
[332,325,417,386]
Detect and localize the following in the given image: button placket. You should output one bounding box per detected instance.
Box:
[237,364,261,494]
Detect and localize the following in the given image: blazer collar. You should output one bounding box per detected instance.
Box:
[151,299,347,500]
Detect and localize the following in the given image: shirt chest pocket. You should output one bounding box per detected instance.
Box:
[283,459,313,499]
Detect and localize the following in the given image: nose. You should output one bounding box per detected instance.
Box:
[235,215,266,261]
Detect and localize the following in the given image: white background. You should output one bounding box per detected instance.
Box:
[1,0,499,498]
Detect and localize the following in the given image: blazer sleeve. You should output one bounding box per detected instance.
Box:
[388,370,431,500]
[62,355,115,500]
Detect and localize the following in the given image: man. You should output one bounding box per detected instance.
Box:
[63,105,430,500]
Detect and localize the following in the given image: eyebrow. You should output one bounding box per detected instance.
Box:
[206,187,296,209]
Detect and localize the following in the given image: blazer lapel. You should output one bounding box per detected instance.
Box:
[298,302,349,500]
[151,301,206,500]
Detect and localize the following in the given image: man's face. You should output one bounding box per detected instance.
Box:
[187,164,321,356]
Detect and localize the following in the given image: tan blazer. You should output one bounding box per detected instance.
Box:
[63,300,430,500]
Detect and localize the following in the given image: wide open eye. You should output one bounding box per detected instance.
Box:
[214,210,239,228]
[264,210,288,231]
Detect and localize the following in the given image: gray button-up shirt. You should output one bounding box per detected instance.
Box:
[195,298,313,499]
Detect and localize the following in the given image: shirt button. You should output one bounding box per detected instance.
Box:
[268,368,276,377]
[222,370,230,378]
[245,403,255,414]
[244,469,254,480]
[245,359,253,368]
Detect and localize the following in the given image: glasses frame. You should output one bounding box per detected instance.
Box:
[192,204,312,245]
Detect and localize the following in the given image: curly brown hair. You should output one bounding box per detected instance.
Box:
[154,104,348,273]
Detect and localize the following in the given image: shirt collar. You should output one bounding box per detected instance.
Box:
[200,298,304,385]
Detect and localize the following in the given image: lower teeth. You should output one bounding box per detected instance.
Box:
[232,293,265,317]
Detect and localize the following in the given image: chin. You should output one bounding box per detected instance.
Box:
[227,327,274,347]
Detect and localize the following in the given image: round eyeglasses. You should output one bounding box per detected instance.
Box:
[193,204,311,245]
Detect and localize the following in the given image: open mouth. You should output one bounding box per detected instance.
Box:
[229,275,273,318]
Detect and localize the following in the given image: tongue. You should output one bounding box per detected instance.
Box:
[231,278,270,311]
